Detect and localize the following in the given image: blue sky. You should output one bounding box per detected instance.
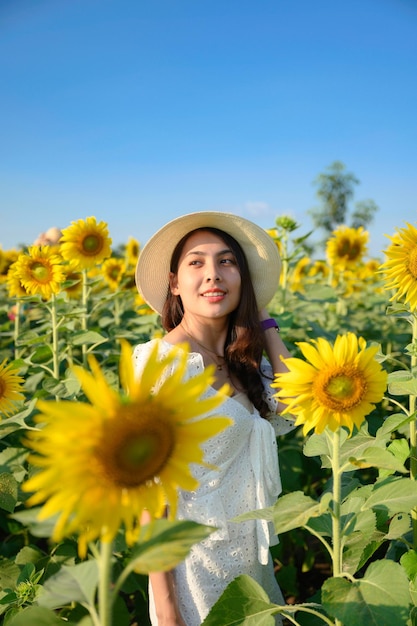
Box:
[1,0,416,259]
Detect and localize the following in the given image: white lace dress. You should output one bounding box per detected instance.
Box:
[133,339,296,626]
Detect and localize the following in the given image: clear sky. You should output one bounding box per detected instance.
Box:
[1,0,416,259]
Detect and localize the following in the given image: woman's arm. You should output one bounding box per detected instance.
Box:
[148,570,186,626]
[259,309,291,414]
[141,510,186,626]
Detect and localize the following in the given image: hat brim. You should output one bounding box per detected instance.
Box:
[136,211,281,314]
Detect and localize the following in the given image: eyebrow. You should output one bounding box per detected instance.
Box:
[185,248,234,258]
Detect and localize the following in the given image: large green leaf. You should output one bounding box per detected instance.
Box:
[71,330,108,346]
[361,477,417,515]
[348,446,407,474]
[233,491,322,534]
[130,519,216,573]
[201,574,283,625]
[388,371,417,396]
[7,606,66,626]
[37,560,98,609]
[322,560,411,626]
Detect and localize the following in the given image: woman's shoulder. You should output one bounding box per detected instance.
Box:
[133,337,171,357]
[132,338,204,378]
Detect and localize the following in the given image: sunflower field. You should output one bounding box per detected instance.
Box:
[1,216,417,626]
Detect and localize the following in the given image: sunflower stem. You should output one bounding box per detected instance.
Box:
[410,313,417,548]
[330,428,342,577]
[50,293,60,385]
[82,269,89,367]
[13,299,21,359]
[330,427,343,626]
[97,540,114,626]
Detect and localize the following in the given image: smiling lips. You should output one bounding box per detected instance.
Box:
[201,289,226,300]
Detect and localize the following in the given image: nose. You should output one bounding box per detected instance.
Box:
[205,260,221,282]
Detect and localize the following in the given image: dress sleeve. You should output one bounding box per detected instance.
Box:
[132,340,176,390]
[260,357,297,436]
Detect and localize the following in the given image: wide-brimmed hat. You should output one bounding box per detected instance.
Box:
[135,211,281,314]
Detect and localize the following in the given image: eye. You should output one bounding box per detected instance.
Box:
[220,257,236,265]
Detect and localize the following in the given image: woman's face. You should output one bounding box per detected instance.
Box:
[170,230,242,320]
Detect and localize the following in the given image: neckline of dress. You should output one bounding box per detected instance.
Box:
[158,339,250,403]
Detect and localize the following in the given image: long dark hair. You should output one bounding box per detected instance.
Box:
[161,227,270,418]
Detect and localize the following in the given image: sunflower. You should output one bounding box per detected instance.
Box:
[326,226,368,270]
[60,216,112,270]
[308,259,330,280]
[134,293,155,315]
[0,249,20,282]
[272,333,387,436]
[6,262,30,298]
[125,237,140,267]
[0,359,25,418]
[12,246,65,299]
[63,269,83,300]
[102,257,126,291]
[23,340,232,556]
[290,257,311,293]
[380,222,417,311]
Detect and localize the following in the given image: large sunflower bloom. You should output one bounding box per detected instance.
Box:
[326,225,368,270]
[13,246,65,299]
[272,333,387,436]
[0,359,25,418]
[23,340,232,556]
[380,222,417,311]
[60,216,112,270]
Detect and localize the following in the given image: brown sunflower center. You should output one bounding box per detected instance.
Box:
[407,246,417,278]
[109,266,121,279]
[81,235,103,256]
[313,365,368,411]
[337,238,361,261]
[30,261,51,283]
[94,410,175,488]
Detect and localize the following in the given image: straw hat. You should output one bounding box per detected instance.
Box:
[135,211,281,314]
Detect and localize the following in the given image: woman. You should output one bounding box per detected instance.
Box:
[134,211,295,626]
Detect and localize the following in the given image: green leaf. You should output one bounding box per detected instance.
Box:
[349,446,407,474]
[71,330,108,346]
[400,549,417,581]
[322,560,411,626]
[37,560,99,609]
[0,558,20,591]
[201,574,283,625]
[11,508,58,538]
[386,513,412,541]
[131,519,216,573]
[15,545,44,567]
[0,473,18,513]
[388,371,417,396]
[6,606,65,626]
[361,477,417,515]
[29,345,53,364]
[0,400,37,439]
[377,413,414,437]
[234,491,322,534]
[304,429,348,464]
